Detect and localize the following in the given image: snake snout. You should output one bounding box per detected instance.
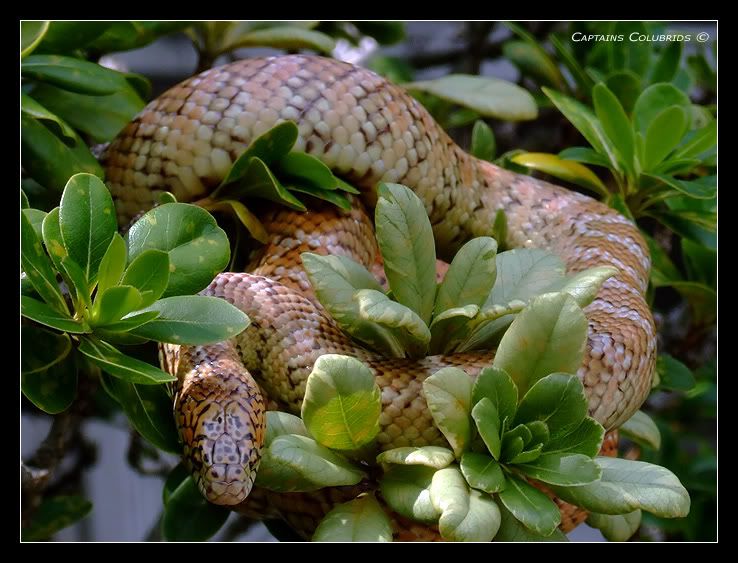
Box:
[175,343,267,506]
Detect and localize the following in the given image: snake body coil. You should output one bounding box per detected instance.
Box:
[103,55,656,535]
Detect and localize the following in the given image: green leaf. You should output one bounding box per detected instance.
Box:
[655,353,696,391]
[494,293,588,397]
[21,328,77,414]
[34,21,112,53]
[21,495,91,541]
[544,266,618,308]
[470,120,496,162]
[21,21,50,58]
[502,39,565,90]
[558,146,611,168]
[126,203,230,297]
[429,303,479,355]
[30,81,145,144]
[494,504,568,542]
[91,285,143,326]
[129,296,249,345]
[301,354,381,451]
[161,476,229,541]
[549,33,593,95]
[542,87,620,171]
[96,233,127,298]
[459,452,505,493]
[228,26,335,53]
[592,83,635,175]
[87,21,190,53]
[508,443,544,465]
[21,296,89,333]
[517,453,601,486]
[277,151,339,189]
[619,410,661,450]
[498,476,560,536]
[604,71,641,115]
[587,510,642,542]
[441,486,501,542]
[255,434,365,492]
[471,366,518,427]
[21,113,104,191]
[375,183,437,325]
[355,289,431,358]
[549,457,690,518]
[643,173,716,200]
[643,106,689,170]
[407,75,537,121]
[21,93,75,144]
[99,310,160,333]
[41,208,67,273]
[60,256,92,312]
[313,494,393,542]
[609,22,651,75]
[162,463,190,505]
[379,465,440,524]
[301,253,396,354]
[510,152,609,198]
[22,54,131,95]
[423,367,473,457]
[222,155,307,211]
[59,173,116,286]
[434,237,497,315]
[24,208,48,240]
[120,249,170,308]
[377,446,455,469]
[367,55,415,83]
[514,373,588,440]
[264,411,310,446]
[471,398,502,460]
[21,208,68,314]
[650,41,682,83]
[78,337,175,384]
[543,417,604,457]
[633,83,691,136]
[286,185,351,210]
[205,199,269,243]
[101,372,180,452]
[526,420,549,447]
[671,120,716,160]
[353,21,405,45]
[486,249,566,306]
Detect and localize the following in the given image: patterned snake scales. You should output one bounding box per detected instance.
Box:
[102,55,656,539]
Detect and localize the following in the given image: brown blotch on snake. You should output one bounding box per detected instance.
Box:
[103,55,655,535]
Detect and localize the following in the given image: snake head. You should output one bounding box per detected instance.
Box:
[174,343,266,506]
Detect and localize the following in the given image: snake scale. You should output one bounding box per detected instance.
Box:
[102,55,656,539]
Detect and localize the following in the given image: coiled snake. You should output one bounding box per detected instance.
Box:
[102,55,656,539]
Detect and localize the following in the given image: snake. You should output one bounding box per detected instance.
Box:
[102,54,656,539]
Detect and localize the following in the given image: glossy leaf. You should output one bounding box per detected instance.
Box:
[120,249,170,308]
[644,106,689,170]
[471,398,502,460]
[21,93,75,144]
[511,152,609,198]
[264,411,310,446]
[408,75,537,121]
[78,337,175,384]
[21,209,68,313]
[21,296,89,334]
[514,373,588,440]
[91,285,142,326]
[498,476,560,536]
[377,446,455,469]
[21,328,77,414]
[59,173,117,285]
[96,233,127,297]
[423,367,473,457]
[380,465,440,524]
[126,203,230,297]
[587,510,642,542]
[21,21,50,58]
[619,410,661,450]
[655,353,696,391]
[229,26,335,53]
[375,183,437,325]
[550,457,690,517]
[494,294,587,397]
[494,504,568,542]
[470,120,496,162]
[22,54,130,95]
[434,236,497,315]
[517,453,601,486]
[256,434,365,492]
[301,354,381,451]
[471,366,517,429]
[592,83,634,174]
[543,417,604,458]
[313,494,393,542]
[459,452,505,493]
[633,83,691,136]
[129,296,249,345]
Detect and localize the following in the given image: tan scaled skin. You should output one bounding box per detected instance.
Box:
[103,55,655,536]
